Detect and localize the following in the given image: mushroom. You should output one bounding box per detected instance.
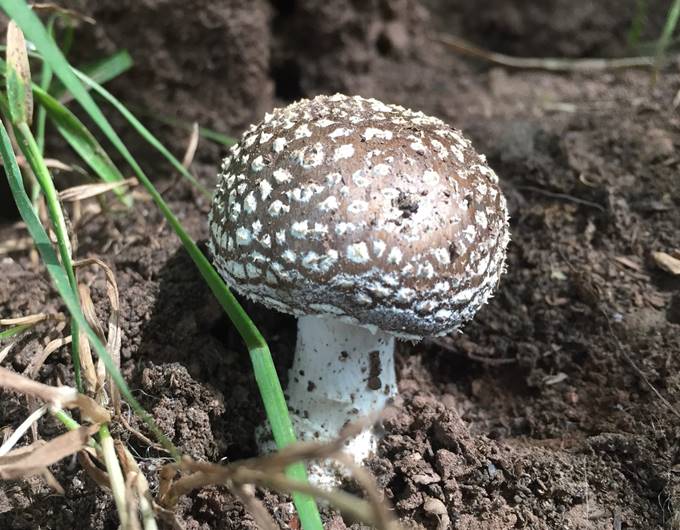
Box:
[208,94,509,482]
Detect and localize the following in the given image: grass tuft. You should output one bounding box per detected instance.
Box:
[0,2,323,528]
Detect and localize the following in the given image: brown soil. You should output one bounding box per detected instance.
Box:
[2,1,680,529]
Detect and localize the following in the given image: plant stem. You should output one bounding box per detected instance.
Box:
[15,121,82,391]
[51,406,100,450]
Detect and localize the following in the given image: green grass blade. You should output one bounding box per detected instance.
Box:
[73,54,323,530]
[0,323,32,340]
[77,50,133,89]
[655,0,680,72]
[0,57,128,201]
[627,0,648,50]
[32,85,127,188]
[0,118,178,459]
[138,110,237,148]
[0,0,132,206]
[75,73,210,197]
[53,50,133,102]
[0,53,207,197]
[2,4,322,525]
[14,120,82,391]
[35,14,57,155]
[191,125,236,148]
[4,19,82,389]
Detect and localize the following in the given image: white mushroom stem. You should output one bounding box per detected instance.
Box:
[286,315,397,472]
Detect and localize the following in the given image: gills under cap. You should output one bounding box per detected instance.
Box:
[208,94,510,339]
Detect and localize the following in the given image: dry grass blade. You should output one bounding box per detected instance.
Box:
[74,258,122,412]
[0,154,80,172]
[158,462,177,502]
[181,123,199,169]
[0,236,34,254]
[32,2,96,24]
[0,423,98,479]
[0,312,61,327]
[78,284,105,394]
[41,158,79,172]
[76,391,112,424]
[115,441,159,530]
[155,417,400,529]
[0,366,110,423]
[77,328,98,395]
[158,435,400,530]
[250,472,399,530]
[41,468,65,494]
[0,343,15,365]
[230,483,278,530]
[0,365,79,405]
[154,504,184,530]
[0,404,48,456]
[78,449,111,490]
[23,334,71,380]
[245,415,375,473]
[335,453,393,529]
[59,178,138,202]
[78,282,110,402]
[119,413,168,454]
[434,33,655,71]
[124,471,144,530]
[22,333,72,437]
[77,284,106,341]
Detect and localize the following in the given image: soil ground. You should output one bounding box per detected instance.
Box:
[1,1,680,529]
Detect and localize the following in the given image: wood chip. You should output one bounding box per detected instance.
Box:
[652,251,680,275]
[614,255,643,272]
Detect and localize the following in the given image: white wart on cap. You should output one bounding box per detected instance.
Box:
[208,94,510,339]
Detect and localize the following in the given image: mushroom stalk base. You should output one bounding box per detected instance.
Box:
[262,315,397,485]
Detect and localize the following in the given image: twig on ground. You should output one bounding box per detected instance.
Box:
[428,337,516,365]
[518,185,606,212]
[603,314,680,421]
[434,34,655,71]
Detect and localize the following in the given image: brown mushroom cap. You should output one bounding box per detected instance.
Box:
[208,94,509,339]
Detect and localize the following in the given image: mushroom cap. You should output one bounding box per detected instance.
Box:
[208,94,509,339]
